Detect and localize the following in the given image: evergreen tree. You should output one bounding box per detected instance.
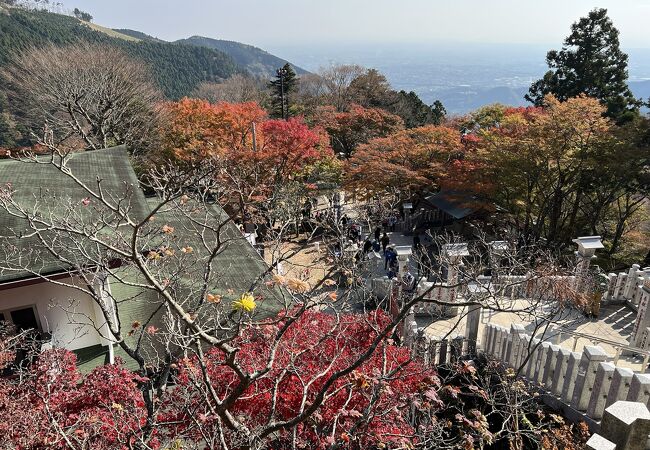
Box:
[0,115,15,148]
[393,91,446,128]
[430,100,447,125]
[526,8,641,123]
[269,63,298,120]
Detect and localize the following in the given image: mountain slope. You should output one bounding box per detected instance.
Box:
[0,7,241,99]
[112,28,162,42]
[176,35,308,78]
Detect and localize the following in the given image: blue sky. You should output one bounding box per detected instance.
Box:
[66,0,650,48]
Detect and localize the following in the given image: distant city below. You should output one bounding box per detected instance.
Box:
[270,43,650,114]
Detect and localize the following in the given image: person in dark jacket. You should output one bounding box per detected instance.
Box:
[385,246,397,270]
[381,233,390,253]
[363,238,372,255]
[413,234,421,252]
[374,227,381,242]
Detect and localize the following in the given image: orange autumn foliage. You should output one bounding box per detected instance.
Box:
[160,98,333,205]
[345,125,485,199]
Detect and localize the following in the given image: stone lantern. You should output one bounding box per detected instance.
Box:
[394,245,413,275]
[442,243,469,315]
[572,236,604,293]
[489,240,509,281]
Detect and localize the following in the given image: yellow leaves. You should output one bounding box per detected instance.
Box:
[351,370,370,390]
[111,403,123,411]
[146,251,161,261]
[286,278,310,293]
[323,279,336,287]
[161,224,175,234]
[181,246,194,254]
[206,293,222,304]
[232,292,256,312]
[272,274,286,285]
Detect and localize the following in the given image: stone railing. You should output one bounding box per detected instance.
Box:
[400,311,650,449]
[603,265,650,308]
[482,322,650,449]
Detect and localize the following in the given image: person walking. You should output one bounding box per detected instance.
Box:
[381,232,390,253]
[384,246,395,270]
[413,234,421,253]
[374,226,381,242]
[389,214,397,232]
[363,238,372,255]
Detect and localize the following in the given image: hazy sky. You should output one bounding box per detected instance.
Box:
[66,0,650,49]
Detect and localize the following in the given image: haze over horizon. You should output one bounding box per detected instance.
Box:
[61,0,650,114]
[66,0,650,49]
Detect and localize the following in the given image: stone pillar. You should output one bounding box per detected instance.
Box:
[426,336,439,366]
[623,265,641,300]
[613,273,627,302]
[551,348,572,397]
[606,367,635,409]
[600,401,650,450]
[450,335,464,362]
[585,434,616,450]
[500,327,511,362]
[572,236,604,293]
[438,339,448,364]
[561,351,583,403]
[489,240,508,282]
[494,326,507,361]
[604,273,617,302]
[541,345,561,389]
[505,324,525,367]
[482,323,493,354]
[524,338,541,380]
[517,334,532,370]
[571,345,609,411]
[587,362,616,420]
[442,243,469,316]
[465,303,481,355]
[629,290,650,348]
[535,342,553,385]
[626,373,650,408]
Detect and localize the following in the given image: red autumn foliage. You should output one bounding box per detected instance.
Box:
[0,350,150,449]
[0,312,439,449]
[160,309,439,449]
[160,99,333,206]
[345,125,466,196]
[315,103,405,156]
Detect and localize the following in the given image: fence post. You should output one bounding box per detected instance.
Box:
[524,338,541,380]
[606,367,635,409]
[561,351,582,403]
[571,345,609,411]
[551,348,572,397]
[585,434,616,450]
[626,373,650,408]
[587,362,616,420]
[541,344,561,390]
[600,401,650,450]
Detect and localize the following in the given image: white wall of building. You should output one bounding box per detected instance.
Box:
[0,276,106,351]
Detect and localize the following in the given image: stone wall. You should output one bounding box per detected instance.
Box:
[479,322,650,449]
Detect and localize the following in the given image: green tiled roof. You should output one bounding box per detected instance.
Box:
[0,146,149,283]
[0,146,287,369]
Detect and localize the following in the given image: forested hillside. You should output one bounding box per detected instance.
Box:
[176,36,307,78]
[0,8,241,99]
